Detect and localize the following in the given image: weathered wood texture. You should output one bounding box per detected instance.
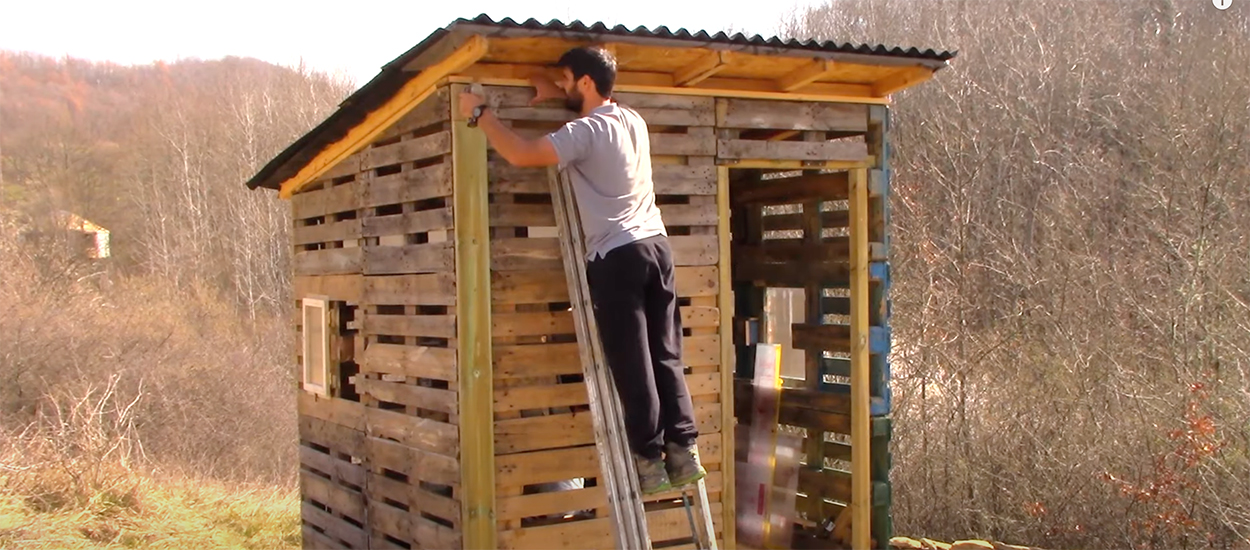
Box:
[727,104,895,547]
[480,85,729,548]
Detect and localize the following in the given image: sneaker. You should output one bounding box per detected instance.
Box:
[635,453,672,495]
[664,441,707,487]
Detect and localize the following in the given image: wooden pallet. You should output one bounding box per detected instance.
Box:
[480,85,730,549]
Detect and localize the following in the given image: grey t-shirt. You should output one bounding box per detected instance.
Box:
[546,103,667,261]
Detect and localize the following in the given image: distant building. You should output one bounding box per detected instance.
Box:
[51,210,111,260]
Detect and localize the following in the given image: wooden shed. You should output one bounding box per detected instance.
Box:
[245,15,952,550]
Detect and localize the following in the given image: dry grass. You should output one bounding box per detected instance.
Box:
[0,472,299,549]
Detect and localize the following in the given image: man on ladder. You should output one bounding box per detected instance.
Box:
[458,46,706,496]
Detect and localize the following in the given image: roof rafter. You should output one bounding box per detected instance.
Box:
[277,36,489,198]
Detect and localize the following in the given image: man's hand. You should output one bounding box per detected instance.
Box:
[529,74,565,106]
[458,90,485,119]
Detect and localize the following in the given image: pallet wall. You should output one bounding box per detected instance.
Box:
[725,98,894,549]
[287,83,892,550]
[292,88,465,550]
[480,86,730,550]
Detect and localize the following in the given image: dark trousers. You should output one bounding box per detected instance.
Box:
[586,235,699,460]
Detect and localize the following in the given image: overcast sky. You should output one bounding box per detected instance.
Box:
[1,0,827,87]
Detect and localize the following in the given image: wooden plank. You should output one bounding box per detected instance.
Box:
[487,202,716,228]
[776,59,838,92]
[492,236,718,270]
[449,66,891,105]
[363,163,452,208]
[731,172,848,205]
[365,471,461,525]
[361,207,454,238]
[295,275,364,303]
[495,402,723,454]
[301,502,366,548]
[491,265,718,304]
[301,524,349,550]
[363,273,456,306]
[294,219,362,246]
[361,312,456,339]
[378,86,450,141]
[363,130,451,170]
[495,376,720,416]
[872,65,934,96]
[488,163,717,196]
[495,471,726,522]
[654,165,718,195]
[367,436,460,487]
[791,323,852,354]
[493,343,581,379]
[278,36,487,197]
[713,165,737,548]
[482,87,714,126]
[736,239,850,264]
[849,167,872,549]
[363,242,454,275]
[495,431,724,490]
[360,343,456,381]
[358,377,457,414]
[674,50,733,87]
[300,446,366,487]
[761,210,850,232]
[490,203,556,227]
[733,260,852,288]
[301,471,364,520]
[298,393,366,431]
[497,503,725,550]
[734,379,851,414]
[299,415,365,452]
[491,238,561,271]
[293,182,359,220]
[496,445,600,488]
[452,83,496,550]
[364,406,459,457]
[367,499,462,549]
[293,248,363,276]
[659,203,719,226]
[492,311,575,338]
[671,235,719,266]
[683,334,721,367]
[651,130,717,157]
[718,139,869,162]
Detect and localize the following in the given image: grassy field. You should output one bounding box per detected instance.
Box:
[0,472,300,549]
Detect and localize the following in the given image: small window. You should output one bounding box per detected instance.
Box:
[302,296,333,396]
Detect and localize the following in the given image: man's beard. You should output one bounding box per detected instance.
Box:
[564,91,584,113]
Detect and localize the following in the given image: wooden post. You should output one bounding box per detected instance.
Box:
[848,167,871,550]
[452,83,496,550]
[716,165,737,549]
[867,104,894,550]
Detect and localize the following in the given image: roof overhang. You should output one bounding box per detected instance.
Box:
[246,15,956,197]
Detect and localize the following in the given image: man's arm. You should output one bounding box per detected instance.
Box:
[472,109,559,167]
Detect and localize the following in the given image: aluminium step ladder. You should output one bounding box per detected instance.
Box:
[547,166,718,550]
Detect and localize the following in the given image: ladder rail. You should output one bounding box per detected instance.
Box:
[549,166,718,550]
[549,167,651,550]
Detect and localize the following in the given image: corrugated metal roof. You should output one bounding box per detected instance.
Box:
[246,14,955,191]
[450,14,956,61]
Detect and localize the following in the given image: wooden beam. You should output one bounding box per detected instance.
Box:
[449,63,889,105]
[776,59,837,92]
[451,84,496,550]
[716,165,737,549]
[717,158,874,170]
[278,36,488,199]
[871,65,934,97]
[674,50,734,87]
[848,167,871,550]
